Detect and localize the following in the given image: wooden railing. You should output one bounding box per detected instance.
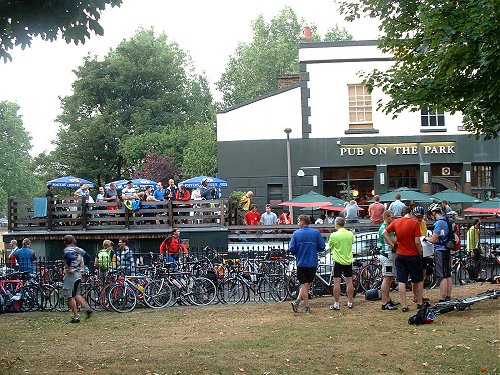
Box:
[7,197,230,231]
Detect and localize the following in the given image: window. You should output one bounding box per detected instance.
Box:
[323,167,375,200]
[388,166,418,190]
[431,164,462,193]
[348,84,373,129]
[472,165,494,187]
[421,108,445,127]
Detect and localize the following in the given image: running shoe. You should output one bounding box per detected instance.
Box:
[291,300,299,313]
[382,302,398,310]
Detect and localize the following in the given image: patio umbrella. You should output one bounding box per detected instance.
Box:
[373,187,431,203]
[429,189,483,203]
[279,191,333,208]
[179,175,228,189]
[47,175,95,189]
[463,197,500,214]
[108,178,158,190]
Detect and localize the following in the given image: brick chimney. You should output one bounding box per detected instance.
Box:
[303,26,312,41]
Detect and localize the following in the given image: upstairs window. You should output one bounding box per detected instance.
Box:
[348,84,373,129]
[421,108,445,127]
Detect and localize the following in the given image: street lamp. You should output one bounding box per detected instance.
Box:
[284,128,293,220]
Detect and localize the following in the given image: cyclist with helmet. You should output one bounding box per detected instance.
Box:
[424,204,453,302]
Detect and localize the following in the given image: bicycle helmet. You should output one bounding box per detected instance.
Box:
[412,206,425,217]
[446,210,457,217]
[427,203,442,216]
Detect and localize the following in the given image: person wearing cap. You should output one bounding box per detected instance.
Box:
[199,178,216,200]
[424,204,453,301]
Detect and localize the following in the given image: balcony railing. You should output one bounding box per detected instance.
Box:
[7,197,230,231]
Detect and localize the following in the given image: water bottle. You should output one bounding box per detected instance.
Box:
[171,277,182,289]
[136,282,145,292]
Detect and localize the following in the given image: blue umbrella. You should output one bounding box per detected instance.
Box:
[108,178,158,190]
[48,175,95,189]
[179,175,228,189]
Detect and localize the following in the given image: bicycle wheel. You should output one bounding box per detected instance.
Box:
[358,264,382,292]
[187,277,216,306]
[108,284,137,313]
[85,284,104,311]
[219,277,247,304]
[258,275,287,302]
[41,284,58,311]
[143,279,173,308]
[286,274,300,300]
[21,285,44,312]
[54,284,70,312]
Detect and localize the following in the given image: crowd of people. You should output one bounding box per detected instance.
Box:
[289,198,485,314]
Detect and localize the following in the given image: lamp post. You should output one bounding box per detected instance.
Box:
[284,128,293,220]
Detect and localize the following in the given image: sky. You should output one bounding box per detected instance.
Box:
[0,0,380,156]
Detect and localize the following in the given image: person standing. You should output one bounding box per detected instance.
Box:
[260,204,279,225]
[103,182,118,211]
[159,228,188,263]
[45,183,56,199]
[115,237,135,275]
[279,210,293,225]
[466,219,481,259]
[121,181,138,201]
[244,204,260,226]
[368,195,385,224]
[344,200,359,223]
[328,217,355,310]
[382,207,423,312]
[8,239,19,270]
[290,214,325,314]
[378,210,398,310]
[199,178,216,199]
[239,191,254,222]
[62,235,93,323]
[424,204,453,301]
[388,194,406,218]
[13,238,36,274]
[153,182,166,201]
[165,179,178,201]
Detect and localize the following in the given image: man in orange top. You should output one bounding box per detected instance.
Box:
[160,228,188,263]
[382,206,423,313]
[368,195,385,224]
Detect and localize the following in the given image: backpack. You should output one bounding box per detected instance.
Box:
[408,302,434,325]
[64,250,77,267]
[98,249,111,271]
[438,217,458,250]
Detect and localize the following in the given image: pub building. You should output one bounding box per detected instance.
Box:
[216,40,499,211]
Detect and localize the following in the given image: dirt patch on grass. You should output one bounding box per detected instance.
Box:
[0,283,498,374]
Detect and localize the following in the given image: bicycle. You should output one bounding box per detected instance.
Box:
[310,264,358,298]
[218,257,287,304]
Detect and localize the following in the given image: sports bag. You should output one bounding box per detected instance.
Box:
[97,249,111,271]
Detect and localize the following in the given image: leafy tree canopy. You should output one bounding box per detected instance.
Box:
[0,0,122,62]
[217,6,352,108]
[0,101,41,215]
[338,0,500,139]
[51,28,215,185]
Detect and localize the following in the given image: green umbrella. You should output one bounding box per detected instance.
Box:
[373,187,431,203]
[279,191,333,208]
[430,189,483,203]
[463,197,500,214]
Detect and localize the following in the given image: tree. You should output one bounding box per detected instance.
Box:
[338,0,500,139]
[217,7,352,108]
[181,124,218,177]
[133,153,181,185]
[52,28,214,185]
[324,26,354,42]
[0,101,40,215]
[0,0,122,62]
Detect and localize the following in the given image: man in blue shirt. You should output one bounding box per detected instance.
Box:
[153,182,165,201]
[289,214,325,313]
[14,238,36,274]
[424,204,452,301]
[388,194,406,217]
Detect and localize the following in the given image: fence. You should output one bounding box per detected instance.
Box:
[7,196,230,231]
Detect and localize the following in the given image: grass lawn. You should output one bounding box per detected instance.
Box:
[0,283,498,375]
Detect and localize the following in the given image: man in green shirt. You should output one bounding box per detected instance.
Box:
[328,217,355,310]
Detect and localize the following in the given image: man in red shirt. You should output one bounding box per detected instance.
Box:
[368,195,385,224]
[160,228,188,263]
[382,206,423,312]
[244,204,260,225]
